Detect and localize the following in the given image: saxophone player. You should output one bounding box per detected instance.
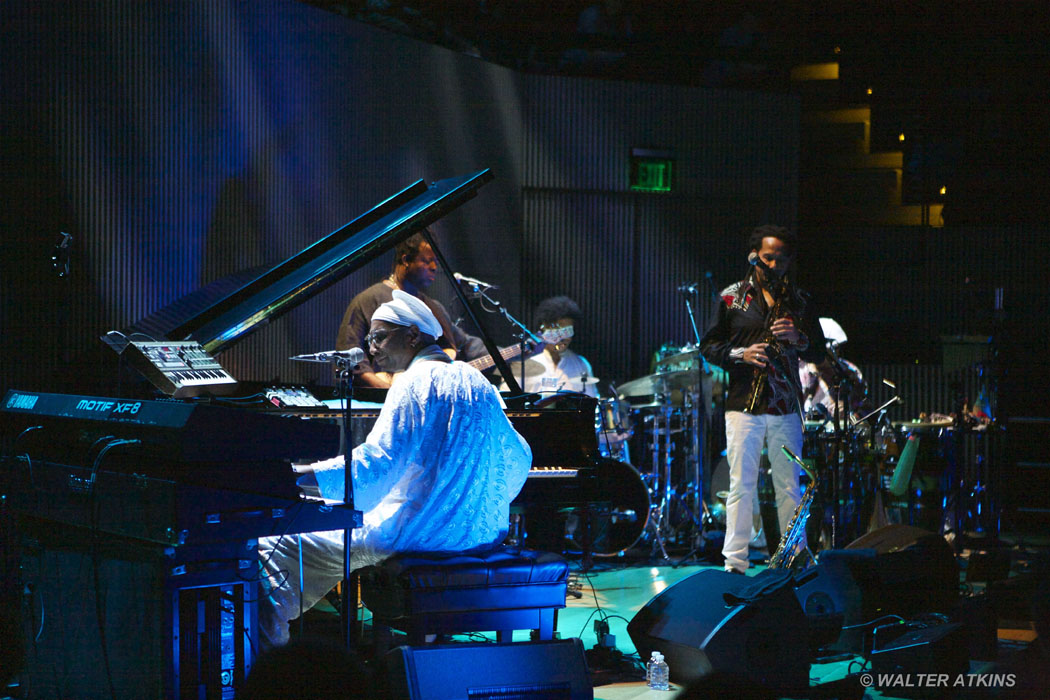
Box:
[700,225,827,574]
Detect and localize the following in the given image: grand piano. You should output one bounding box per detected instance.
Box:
[0,171,603,699]
[3,167,605,540]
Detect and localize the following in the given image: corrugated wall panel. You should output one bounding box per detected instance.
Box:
[633,194,764,370]
[521,191,635,387]
[2,0,526,394]
[520,72,800,384]
[523,75,799,211]
[860,363,985,422]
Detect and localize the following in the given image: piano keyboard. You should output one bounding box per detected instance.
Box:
[528,466,579,478]
[124,340,238,398]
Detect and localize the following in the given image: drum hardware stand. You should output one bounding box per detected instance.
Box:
[668,388,716,566]
[644,397,673,560]
[825,374,852,547]
[822,372,897,546]
[641,389,712,563]
[657,284,712,562]
[851,385,902,538]
[961,423,1002,540]
[646,512,670,560]
[965,360,1000,539]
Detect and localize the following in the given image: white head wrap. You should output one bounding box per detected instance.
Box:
[372,289,443,339]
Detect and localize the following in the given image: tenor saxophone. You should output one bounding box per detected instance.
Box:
[743,278,792,414]
[767,445,818,570]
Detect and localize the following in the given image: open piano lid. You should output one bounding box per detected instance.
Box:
[126,169,493,354]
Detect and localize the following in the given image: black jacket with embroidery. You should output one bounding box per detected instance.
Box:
[700,271,827,415]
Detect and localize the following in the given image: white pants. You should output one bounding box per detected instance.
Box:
[258,530,350,649]
[723,411,804,572]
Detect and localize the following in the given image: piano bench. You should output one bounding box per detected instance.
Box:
[358,547,569,653]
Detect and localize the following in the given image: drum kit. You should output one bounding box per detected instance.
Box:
[584,345,725,560]
[524,344,720,561]
[545,333,999,561]
[795,375,1000,551]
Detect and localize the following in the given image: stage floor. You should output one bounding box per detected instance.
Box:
[303,532,1048,699]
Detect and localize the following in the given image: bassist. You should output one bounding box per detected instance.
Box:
[336,232,489,387]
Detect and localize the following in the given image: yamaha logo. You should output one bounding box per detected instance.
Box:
[6,393,39,410]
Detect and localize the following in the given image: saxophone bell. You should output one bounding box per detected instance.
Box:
[767,445,818,570]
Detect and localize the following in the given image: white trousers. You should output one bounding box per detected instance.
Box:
[723,411,804,572]
[258,530,349,649]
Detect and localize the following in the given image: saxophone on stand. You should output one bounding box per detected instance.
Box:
[767,445,819,570]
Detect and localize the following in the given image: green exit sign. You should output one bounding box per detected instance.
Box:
[630,149,675,192]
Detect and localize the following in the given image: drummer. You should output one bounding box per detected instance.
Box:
[502,296,598,398]
[799,317,868,424]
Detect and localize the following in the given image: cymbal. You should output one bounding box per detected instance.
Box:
[627,401,668,410]
[893,419,953,430]
[507,359,599,386]
[617,369,699,398]
[510,358,547,378]
[289,349,362,363]
[655,347,700,368]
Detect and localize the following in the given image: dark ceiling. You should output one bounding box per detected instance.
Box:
[302,1,1050,90]
[304,0,1050,223]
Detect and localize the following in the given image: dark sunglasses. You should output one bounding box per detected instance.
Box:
[365,328,401,347]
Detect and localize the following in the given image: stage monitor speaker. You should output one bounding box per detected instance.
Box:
[869,622,969,698]
[385,638,591,700]
[0,507,24,688]
[845,525,959,618]
[844,523,935,553]
[794,527,959,655]
[627,569,810,691]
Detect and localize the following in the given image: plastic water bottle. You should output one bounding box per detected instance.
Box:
[648,651,670,691]
[645,650,658,684]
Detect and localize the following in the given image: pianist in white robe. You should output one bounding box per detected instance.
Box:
[258,294,532,647]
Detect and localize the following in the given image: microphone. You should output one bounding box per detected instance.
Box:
[453,272,498,290]
[290,348,366,366]
[748,251,785,279]
[677,282,699,294]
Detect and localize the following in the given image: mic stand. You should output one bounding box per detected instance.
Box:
[333,356,359,650]
[681,289,712,562]
[475,287,543,397]
[836,376,862,545]
[478,287,542,350]
[682,290,702,347]
[854,394,901,426]
[822,345,849,546]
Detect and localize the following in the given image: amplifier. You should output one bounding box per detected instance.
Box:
[123,340,237,397]
[386,639,591,700]
[869,622,969,698]
[263,385,327,409]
